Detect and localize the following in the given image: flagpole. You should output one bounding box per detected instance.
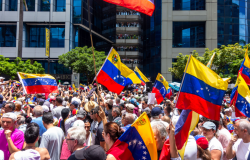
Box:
[87,0,100,105]
[172,54,192,120]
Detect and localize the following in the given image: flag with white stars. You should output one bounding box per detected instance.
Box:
[17,72,58,94]
[231,74,250,118]
[238,47,250,85]
[152,73,169,104]
[106,112,157,160]
[96,48,141,94]
[176,55,228,121]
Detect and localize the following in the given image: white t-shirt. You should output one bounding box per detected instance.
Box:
[0,82,5,90]
[14,149,40,160]
[233,139,250,160]
[184,135,197,160]
[86,132,95,146]
[0,150,3,160]
[72,97,81,104]
[209,136,224,160]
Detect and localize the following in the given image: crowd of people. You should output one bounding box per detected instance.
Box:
[0,76,250,160]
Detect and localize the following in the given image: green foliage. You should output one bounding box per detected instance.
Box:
[0,56,45,79]
[58,46,106,82]
[169,43,250,83]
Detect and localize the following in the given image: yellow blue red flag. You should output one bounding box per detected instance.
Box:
[107,112,157,160]
[134,66,149,85]
[17,72,58,94]
[152,73,169,104]
[96,48,141,94]
[176,56,228,121]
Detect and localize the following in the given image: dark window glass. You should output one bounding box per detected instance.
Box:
[26,25,65,48]
[40,0,50,11]
[24,0,35,11]
[5,0,17,11]
[217,0,250,47]
[55,0,65,11]
[0,25,16,47]
[73,0,81,23]
[173,22,205,48]
[173,0,205,10]
[0,0,2,11]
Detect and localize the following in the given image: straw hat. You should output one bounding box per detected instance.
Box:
[84,101,98,112]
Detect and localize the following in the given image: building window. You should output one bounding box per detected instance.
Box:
[0,0,2,11]
[0,25,16,47]
[24,0,35,11]
[173,0,205,10]
[5,0,17,11]
[55,0,65,11]
[74,27,78,48]
[217,0,250,47]
[26,25,65,48]
[73,0,81,23]
[39,0,50,11]
[173,22,205,48]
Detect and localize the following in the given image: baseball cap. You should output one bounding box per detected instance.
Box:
[2,113,17,121]
[194,135,209,150]
[71,101,79,108]
[130,98,137,105]
[0,77,5,80]
[73,120,85,127]
[73,92,78,96]
[49,96,56,102]
[202,121,216,130]
[77,110,86,118]
[75,145,107,160]
[42,105,50,113]
[151,107,162,117]
[126,104,135,111]
[106,94,111,99]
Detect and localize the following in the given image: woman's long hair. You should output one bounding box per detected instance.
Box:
[197,145,211,160]
[61,108,70,135]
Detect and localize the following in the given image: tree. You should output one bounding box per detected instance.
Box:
[169,43,250,83]
[58,46,106,82]
[0,56,45,79]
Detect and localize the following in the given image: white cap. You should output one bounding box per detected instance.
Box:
[42,105,49,112]
[73,120,85,128]
[106,94,111,99]
[126,104,135,111]
[0,77,5,80]
[2,113,17,121]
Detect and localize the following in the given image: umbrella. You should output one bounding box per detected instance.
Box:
[169,82,180,91]
[63,82,69,85]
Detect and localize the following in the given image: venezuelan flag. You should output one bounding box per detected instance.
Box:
[96,48,141,94]
[17,72,58,94]
[80,83,85,90]
[134,66,149,86]
[165,88,173,99]
[107,112,157,160]
[176,56,228,121]
[152,73,169,104]
[104,0,155,16]
[175,109,199,159]
[231,75,250,117]
[238,47,250,85]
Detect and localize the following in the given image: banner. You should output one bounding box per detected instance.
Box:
[45,28,50,57]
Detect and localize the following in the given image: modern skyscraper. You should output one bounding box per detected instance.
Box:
[146,0,249,82]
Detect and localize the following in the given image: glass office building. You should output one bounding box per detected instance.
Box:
[0,0,114,83]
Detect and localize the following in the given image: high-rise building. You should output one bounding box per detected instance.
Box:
[0,0,114,82]
[113,6,143,70]
[145,0,249,82]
